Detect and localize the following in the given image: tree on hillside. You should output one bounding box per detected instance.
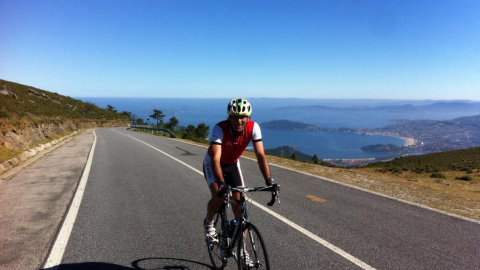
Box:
[182,123,210,140]
[130,113,137,125]
[183,125,196,139]
[150,109,165,126]
[136,118,145,125]
[166,117,179,131]
[84,102,99,114]
[195,123,210,139]
[106,104,117,112]
[290,146,297,160]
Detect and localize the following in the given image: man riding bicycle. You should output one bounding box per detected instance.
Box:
[203,98,275,244]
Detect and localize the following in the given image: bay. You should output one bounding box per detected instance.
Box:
[261,129,405,159]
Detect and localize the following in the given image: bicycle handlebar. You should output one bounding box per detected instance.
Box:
[217,184,281,206]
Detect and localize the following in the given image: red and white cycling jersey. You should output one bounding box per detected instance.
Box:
[207,120,262,165]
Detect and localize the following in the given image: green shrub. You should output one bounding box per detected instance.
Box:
[456,175,473,181]
[391,168,402,174]
[430,172,446,179]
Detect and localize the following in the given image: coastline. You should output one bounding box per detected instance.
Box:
[400,137,416,146]
[373,133,416,147]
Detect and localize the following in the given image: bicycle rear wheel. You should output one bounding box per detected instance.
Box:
[237,223,270,270]
[206,214,228,270]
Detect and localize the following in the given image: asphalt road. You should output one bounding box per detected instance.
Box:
[1,128,479,270]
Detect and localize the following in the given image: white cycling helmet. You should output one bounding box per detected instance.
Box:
[227,98,252,116]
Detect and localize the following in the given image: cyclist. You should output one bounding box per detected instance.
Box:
[203,98,275,244]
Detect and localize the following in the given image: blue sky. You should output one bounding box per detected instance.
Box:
[1,0,479,100]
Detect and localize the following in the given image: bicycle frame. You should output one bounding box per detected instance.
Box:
[212,185,279,264]
[214,190,243,259]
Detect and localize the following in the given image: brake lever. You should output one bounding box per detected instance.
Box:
[267,184,280,206]
[226,186,231,208]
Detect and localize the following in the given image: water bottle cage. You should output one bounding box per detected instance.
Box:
[228,219,238,238]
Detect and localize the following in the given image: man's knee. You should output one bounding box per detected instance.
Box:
[209,192,224,205]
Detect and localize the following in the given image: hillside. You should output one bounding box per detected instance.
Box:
[261,120,323,131]
[0,79,130,163]
[365,146,480,174]
[265,145,315,161]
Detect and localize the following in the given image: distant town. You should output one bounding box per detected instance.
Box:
[262,114,480,166]
[359,114,480,153]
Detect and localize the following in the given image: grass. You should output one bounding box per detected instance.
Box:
[365,147,480,174]
[240,150,480,222]
[0,147,21,162]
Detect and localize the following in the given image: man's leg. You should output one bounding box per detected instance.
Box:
[207,182,224,221]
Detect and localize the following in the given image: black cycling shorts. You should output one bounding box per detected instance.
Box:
[203,153,245,187]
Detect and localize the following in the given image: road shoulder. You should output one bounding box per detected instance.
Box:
[0,129,95,270]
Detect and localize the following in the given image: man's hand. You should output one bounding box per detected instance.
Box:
[216,182,227,197]
[265,178,275,186]
[264,178,280,206]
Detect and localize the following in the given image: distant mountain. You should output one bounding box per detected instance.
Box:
[260,120,323,131]
[265,146,314,161]
[453,114,480,124]
[422,101,480,112]
[374,101,480,113]
[276,105,350,112]
[277,101,480,114]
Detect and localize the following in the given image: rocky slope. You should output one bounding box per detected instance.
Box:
[0,79,129,175]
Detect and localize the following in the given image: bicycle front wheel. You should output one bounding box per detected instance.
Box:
[206,239,227,270]
[237,223,270,270]
[206,214,228,270]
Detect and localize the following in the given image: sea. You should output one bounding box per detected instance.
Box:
[79,98,478,160]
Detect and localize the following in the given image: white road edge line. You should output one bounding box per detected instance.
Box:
[118,130,377,270]
[266,159,480,225]
[43,130,97,269]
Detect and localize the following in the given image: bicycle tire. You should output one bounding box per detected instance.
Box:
[237,223,270,270]
[206,213,228,270]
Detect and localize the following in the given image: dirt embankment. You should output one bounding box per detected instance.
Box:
[1,120,126,150]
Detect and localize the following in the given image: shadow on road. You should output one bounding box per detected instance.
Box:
[42,257,213,270]
[133,257,213,269]
[43,262,132,270]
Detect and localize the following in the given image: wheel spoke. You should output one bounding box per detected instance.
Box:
[206,213,228,270]
[238,223,270,270]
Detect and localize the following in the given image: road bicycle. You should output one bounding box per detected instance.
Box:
[205,183,280,270]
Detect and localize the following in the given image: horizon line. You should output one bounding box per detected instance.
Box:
[74,97,480,102]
